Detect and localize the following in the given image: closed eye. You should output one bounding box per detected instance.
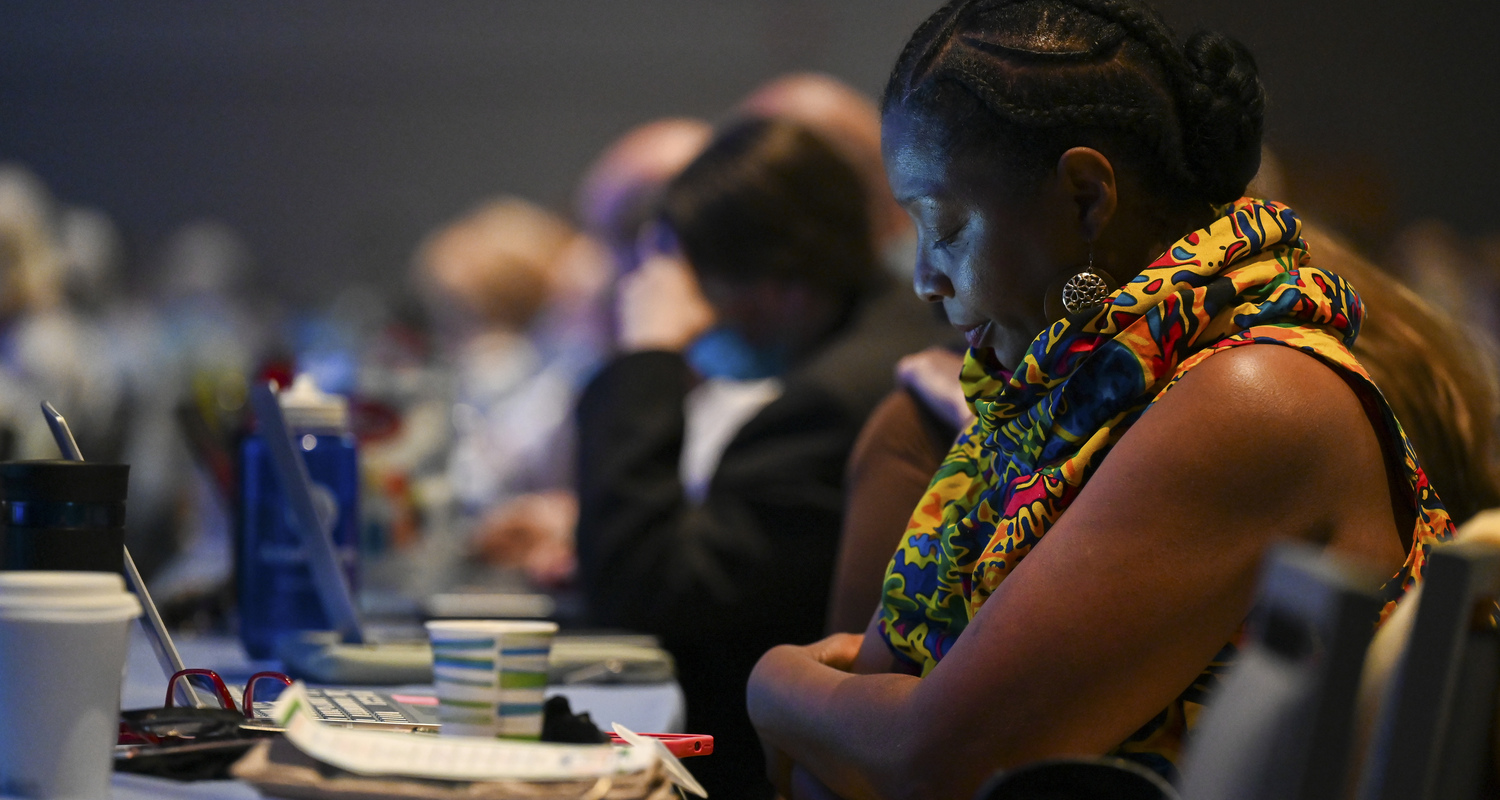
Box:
[933,224,964,251]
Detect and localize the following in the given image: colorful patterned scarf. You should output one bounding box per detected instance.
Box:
[877,198,1454,770]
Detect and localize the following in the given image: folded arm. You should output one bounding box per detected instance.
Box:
[748,345,1408,800]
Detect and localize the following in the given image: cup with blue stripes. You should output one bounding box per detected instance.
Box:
[424,619,558,739]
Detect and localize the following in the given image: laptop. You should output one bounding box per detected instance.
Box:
[58,385,670,735]
[240,383,677,732]
[38,397,438,731]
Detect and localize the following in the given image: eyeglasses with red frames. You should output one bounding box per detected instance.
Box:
[163,668,293,718]
[116,670,291,747]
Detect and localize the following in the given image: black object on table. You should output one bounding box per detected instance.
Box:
[0,459,129,573]
[540,695,609,744]
[975,758,1179,800]
[116,706,279,781]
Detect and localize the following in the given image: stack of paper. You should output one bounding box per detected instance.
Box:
[228,682,705,799]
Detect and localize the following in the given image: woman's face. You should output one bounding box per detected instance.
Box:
[883,103,1076,370]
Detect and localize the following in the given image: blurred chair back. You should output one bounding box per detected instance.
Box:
[1356,539,1500,800]
[1178,542,1384,800]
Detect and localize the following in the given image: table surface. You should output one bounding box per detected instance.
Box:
[115,624,687,798]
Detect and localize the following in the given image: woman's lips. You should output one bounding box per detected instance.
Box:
[959,321,991,350]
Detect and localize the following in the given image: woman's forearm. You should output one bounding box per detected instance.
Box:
[747,644,927,800]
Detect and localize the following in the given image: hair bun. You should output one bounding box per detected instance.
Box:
[1178,30,1265,204]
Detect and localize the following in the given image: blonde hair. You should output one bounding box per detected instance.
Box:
[1306,226,1500,523]
[0,165,64,316]
[416,198,574,331]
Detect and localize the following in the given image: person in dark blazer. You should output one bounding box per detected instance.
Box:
[574,117,944,799]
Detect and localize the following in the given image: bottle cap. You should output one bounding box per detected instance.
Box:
[278,374,349,433]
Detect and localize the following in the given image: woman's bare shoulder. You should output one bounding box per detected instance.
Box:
[1095,341,1398,556]
[1126,343,1383,482]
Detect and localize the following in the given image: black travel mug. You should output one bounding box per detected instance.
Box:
[0,460,129,573]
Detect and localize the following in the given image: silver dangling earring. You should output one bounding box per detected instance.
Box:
[1060,250,1110,315]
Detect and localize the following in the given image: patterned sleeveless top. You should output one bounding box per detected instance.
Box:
[877,198,1454,777]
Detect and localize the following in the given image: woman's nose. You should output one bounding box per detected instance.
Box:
[913,255,954,304]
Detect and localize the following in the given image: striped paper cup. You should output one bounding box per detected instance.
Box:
[425,619,558,738]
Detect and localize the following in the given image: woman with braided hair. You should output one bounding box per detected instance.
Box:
[747,1,1453,797]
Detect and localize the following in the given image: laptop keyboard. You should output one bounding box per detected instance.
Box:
[251,687,420,724]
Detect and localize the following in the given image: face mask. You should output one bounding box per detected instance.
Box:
[685,326,789,380]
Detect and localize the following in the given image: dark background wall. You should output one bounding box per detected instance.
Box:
[2,0,1496,305]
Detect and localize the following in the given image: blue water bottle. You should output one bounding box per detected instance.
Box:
[238,374,360,659]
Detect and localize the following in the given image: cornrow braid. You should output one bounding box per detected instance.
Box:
[946,63,1163,129]
[881,0,974,108]
[883,0,1264,205]
[1063,0,1193,89]
[1178,30,1266,202]
[959,27,1127,62]
[1065,0,1265,198]
[935,35,1193,190]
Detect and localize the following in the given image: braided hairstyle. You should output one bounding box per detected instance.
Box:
[883,0,1265,206]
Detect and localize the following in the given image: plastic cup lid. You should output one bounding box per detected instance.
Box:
[0,571,142,621]
[424,619,558,639]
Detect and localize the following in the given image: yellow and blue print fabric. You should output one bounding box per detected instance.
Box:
[877,198,1454,774]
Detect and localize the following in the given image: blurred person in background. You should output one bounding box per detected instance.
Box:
[0,165,64,322]
[574,117,943,799]
[0,165,125,463]
[0,166,192,579]
[416,198,608,589]
[1389,219,1500,345]
[132,220,279,598]
[734,75,979,635]
[728,73,960,382]
[0,166,61,460]
[286,283,451,569]
[575,118,713,278]
[6,191,131,459]
[0,166,266,601]
[737,73,916,280]
[1303,226,1500,525]
[396,118,713,589]
[412,119,711,592]
[0,174,274,599]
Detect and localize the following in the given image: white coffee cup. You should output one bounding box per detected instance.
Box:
[425,619,558,739]
[0,571,142,799]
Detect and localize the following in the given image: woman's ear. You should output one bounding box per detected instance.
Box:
[1054,147,1117,243]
